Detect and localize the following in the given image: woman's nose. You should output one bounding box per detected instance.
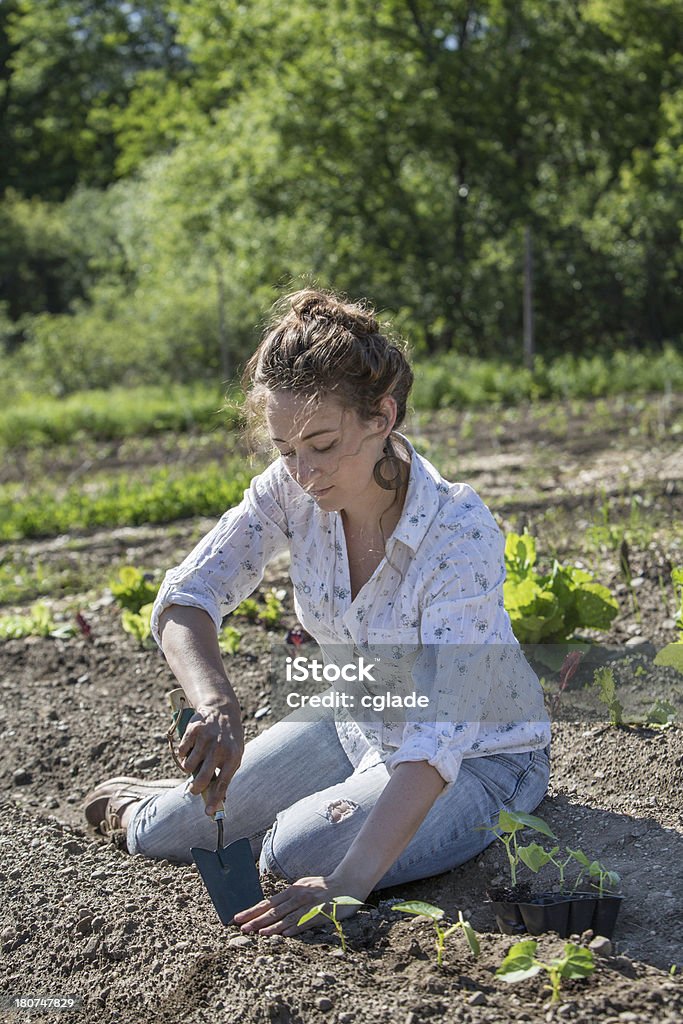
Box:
[295,454,318,487]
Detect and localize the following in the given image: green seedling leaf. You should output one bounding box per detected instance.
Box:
[297,903,326,925]
[332,896,364,907]
[567,848,590,868]
[518,843,557,873]
[502,810,557,840]
[556,943,595,980]
[654,644,683,674]
[458,912,480,956]
[394,901,445,921]
[645,698,677,727]
[496,940,542,983]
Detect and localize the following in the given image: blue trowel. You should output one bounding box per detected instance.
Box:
[167,688,264,925]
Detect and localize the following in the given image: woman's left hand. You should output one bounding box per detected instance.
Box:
[232,874,367,937]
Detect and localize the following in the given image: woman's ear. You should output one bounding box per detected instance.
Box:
[378,395,398,437]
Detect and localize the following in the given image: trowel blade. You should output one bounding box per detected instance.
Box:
[191,837,264,926]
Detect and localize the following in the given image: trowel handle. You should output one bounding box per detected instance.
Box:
[167,687,226,820]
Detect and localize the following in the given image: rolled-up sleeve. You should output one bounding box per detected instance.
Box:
[384,523,511,786]
[150,459,290,648]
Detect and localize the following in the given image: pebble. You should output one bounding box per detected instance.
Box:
[625,636,648,647]
[135,754,160,769]
[316,997,333,1012]
[618,1014,639,1022]
[228,934,253,948]
[467,991,486,1006]
[268,934,284,946]
[13,769,30,785]
[254,706,271,719]
[1,927,16,942]
[338,1014,354,1023]
[8,868,22,880]
[64,840,84,855]
[589,936,613,956]
[91,917,105,933]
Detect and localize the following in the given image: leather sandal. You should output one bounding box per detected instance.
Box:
[83,776,183,846]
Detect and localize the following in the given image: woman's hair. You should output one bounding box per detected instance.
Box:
[241,287,414,447]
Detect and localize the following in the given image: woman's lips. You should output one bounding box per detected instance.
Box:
[311,486,333,497]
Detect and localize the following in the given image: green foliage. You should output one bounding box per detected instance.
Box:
[218,625,241,655]
[655,568,683,674]
[0,384,239,449]
[0,460,253,540]
[645,698,677,728]
[110,566,159,614]
[496,940,595,1005]
[592,666,624,726]
[233,589,284,627]
[477,810,557,887]
[503,532,619,643]
[0,601,75,640]
[296,896,364,953]
[121,602,154,646]
[394,901,480,966]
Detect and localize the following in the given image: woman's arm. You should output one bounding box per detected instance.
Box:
[158,604,244,814]
[331,759,446,894]
[234,758,446,935]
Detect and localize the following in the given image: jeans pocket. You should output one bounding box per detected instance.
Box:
[478,751,542,806]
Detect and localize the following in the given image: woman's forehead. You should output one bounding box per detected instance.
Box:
[265,391,349,440]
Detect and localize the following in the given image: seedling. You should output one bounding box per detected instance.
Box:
[569,851,620,896]
[496,939,595,1005]
[110,566,158,613]
[296,896,364,953]
[218,625,241,655]
[478,810,557,887]
[260,589,285,627]
[393,901,479,966]
[121,602,154,645]
[233,597,260,621]
[0,601,75,641]
[592,666,624,726]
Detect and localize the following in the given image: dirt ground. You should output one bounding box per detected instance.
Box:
[1,394,683,1023]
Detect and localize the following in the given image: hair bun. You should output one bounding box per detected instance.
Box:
[289,289,379,337]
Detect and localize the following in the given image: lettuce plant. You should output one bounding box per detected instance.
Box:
[503,532,618,643]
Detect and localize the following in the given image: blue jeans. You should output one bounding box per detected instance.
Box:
[127,706,550,889]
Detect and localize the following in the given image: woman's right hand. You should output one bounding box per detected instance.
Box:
[177,701,244,816]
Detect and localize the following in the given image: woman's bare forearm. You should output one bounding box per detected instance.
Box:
[157,604,240,713]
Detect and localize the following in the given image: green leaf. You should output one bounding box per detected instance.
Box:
[500,810,557,840]
[332,896,364,907]
[518,842,554,873]
[458,913,480,957]
[556,943,595,980]
[393,901,444,920]
[297,903,326,926]
[574,583,619,630]
[654,644,683,673]
[567,848,590,867]
[645,698,677,726]
[496,940,541,982]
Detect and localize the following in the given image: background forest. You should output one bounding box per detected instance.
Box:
[1,0,683,399]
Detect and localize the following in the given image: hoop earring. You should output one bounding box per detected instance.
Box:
[373,437,406,491]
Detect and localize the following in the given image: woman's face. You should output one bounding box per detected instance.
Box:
[265,390,391,509]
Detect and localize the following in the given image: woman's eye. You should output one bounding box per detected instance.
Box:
[313,442,336,453]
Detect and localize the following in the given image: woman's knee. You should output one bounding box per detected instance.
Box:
[259,796,365,881]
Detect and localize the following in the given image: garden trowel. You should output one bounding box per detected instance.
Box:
[167,688,263,925]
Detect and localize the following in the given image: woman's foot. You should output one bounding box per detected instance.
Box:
[83,776,182,847]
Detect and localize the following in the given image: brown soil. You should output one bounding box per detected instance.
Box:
[1,395,683,1023]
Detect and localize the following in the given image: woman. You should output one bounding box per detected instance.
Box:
[84,288,550,938]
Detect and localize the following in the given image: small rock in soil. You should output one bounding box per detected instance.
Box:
[589,936,613,956]
[13,768,30,784]
[228,934,253,948]
[316,997,333,1011]
[134,754,160,769]
[467,991,486,1006]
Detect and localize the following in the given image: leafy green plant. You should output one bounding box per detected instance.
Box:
[121,602,154,646]
[592,666,624,726]
[478,810,557,887]
[496,940,595,1005]
[110,566,159,613]
[572,854,620,898]
[296,896,364,953]
[260,589,285,627]
[0,601,75,640]
[644,698,677,729]
[233,597,260,621]
[503,532,619,643]
[654,568,683,674]
[218,625,242,655]
[393,901,480,966]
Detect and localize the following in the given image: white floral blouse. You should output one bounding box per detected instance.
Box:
[151,433,551,788]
